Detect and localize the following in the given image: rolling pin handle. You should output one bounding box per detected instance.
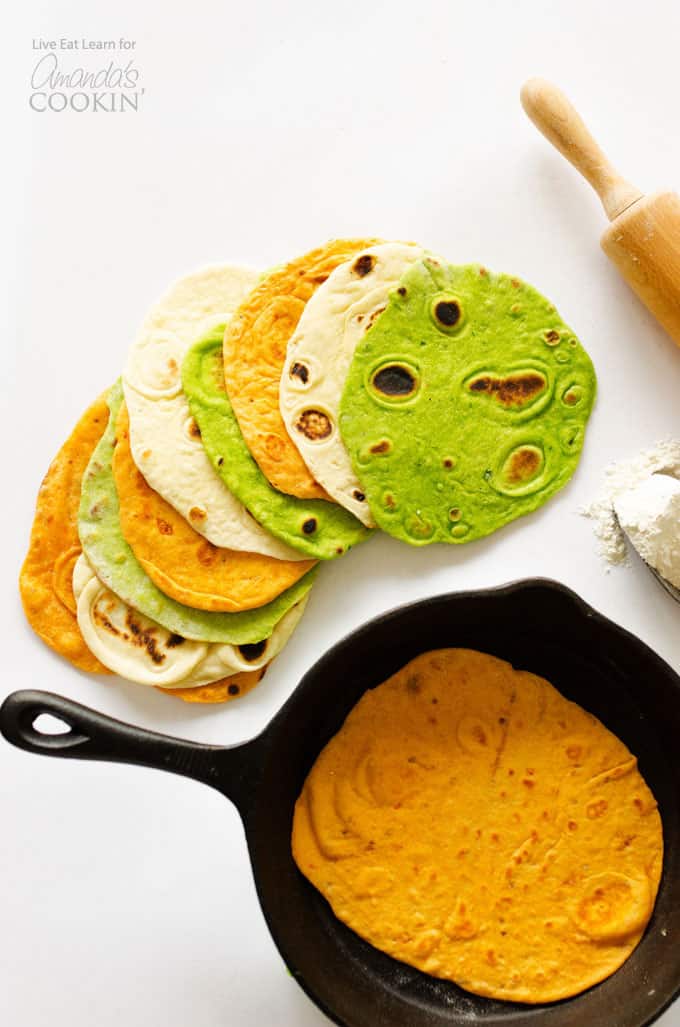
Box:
[520,77,643,222]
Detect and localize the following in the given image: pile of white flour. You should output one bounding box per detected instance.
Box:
[614,474,680,587]
[581,440,680,566]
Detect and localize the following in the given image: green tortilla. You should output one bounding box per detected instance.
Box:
[78,381,317,644]
[182,328,371,560]
[339,259,596,545]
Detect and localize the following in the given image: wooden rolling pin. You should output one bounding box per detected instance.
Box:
[521,77,680,347]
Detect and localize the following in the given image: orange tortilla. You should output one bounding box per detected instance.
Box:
[156,666,266,703]
[292,648,663,1003]
[20,397,110,673]
[113,404,315,611]
[223,239,378,499]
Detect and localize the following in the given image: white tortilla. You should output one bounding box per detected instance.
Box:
[73,555,307,688]
[279,243,424,525]
[123,265,306,561]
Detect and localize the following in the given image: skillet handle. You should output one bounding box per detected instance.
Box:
[0,690,256,803]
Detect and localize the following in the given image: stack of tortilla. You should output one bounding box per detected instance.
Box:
[20,240,596,704]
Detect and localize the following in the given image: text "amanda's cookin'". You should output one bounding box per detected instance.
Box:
[29,53,144,113]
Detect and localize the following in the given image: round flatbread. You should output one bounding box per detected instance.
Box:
[78,381,317,644]
[293,648,662,1003]
[123,265,305,560]
[339,259,596,545]
[182,330,370,560]
[223,238,378,499]
[73,554,307,688]
[20,395,110,674]
[280,242,424,525]
[113,404,315,611]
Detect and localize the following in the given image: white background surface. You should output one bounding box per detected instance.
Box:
[3,1,680,1024]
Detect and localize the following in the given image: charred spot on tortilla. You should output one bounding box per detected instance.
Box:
[166,633,185,648]
[290,361,310,384]
[209,349,228,391]
[228,683,240,696]
[295,409,332,441]
[125,611,166,665]
[353,254,376,277]
[468,372,546,406]
[366,305,386,330]
[563,385,583,406]
[238,639,267,662]
[433,298,461,328]
[505,446,542,483]
[196,541,219,567]
[302,518,317,535]
[93,603,122,639]
[371,365,418,398]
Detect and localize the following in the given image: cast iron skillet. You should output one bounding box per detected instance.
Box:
[2,579,680,1027]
